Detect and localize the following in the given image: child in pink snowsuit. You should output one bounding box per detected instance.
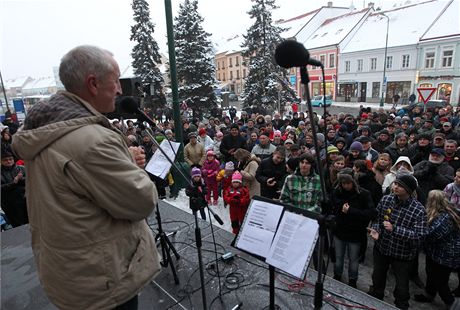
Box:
[201,150,220,205]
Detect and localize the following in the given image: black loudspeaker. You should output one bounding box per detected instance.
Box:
[105,96,139,120]
[120,77,142,96]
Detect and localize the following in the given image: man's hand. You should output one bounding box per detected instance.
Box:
[129,146,146,168]
[383,221,394,232]
[367,228,379,241]
[342,203,350,214]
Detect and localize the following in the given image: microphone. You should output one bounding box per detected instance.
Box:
[119,96,158,129]
[207,206,224,225]
[274,40,323,68]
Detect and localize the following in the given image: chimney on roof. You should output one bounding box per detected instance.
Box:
[327,1,333,7]
[368,2,374,8]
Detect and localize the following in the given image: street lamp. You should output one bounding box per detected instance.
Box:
[380,12,389,107]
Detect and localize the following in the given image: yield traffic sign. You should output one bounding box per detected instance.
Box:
[417,87,436,104]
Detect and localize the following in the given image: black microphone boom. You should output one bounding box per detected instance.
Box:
[274,40,323,68]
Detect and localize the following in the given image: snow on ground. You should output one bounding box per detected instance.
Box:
[163,189,233,233]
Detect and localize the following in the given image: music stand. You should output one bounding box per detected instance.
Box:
[234,195,321,310]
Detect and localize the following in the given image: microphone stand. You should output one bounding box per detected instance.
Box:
[206,207,223,303]
[300,66,331,310]
[138,123,223,310]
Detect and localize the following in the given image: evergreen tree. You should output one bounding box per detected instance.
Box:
[174,0,217,120]
[130,0,164,108]
[241,0,297,113]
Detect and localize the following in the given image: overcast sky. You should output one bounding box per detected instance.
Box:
[1,0,398,80]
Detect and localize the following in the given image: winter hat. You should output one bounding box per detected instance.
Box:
[191,167,201,178]
[327,145,340,154]
[339,124,348,132]
[225,161,235,171]
[298,121,305,126]
[199,128,207,136]
[379,129,390,136]
[358,136,371,144]
[165,129,173,135]
[274,130,282,137]
[232,171,243,183]
[316,133,325,143]
[394,173,417,194]
[284,139,294,145]
[430,148,445,156]
[206,150,215,157]
[350,141,363,152]
[335,137,346,145]
[417,133,431,141]
[188,131,197,138]
[216,131,224,138]
[337,168,359,191]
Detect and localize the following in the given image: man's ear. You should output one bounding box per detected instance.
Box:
[86,75,98,96]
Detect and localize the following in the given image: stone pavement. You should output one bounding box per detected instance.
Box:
[327,237,458,310]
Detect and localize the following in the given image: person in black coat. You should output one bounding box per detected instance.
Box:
[255,147,287,199]
[220,123,247,163]
[332,168,376,288]
[408,133,432,166]
[1,149,28,227]
[353,160,383,207]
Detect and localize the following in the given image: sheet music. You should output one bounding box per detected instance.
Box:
[266,211,319,279]
[145,140,180,179]
[235,199,284,258]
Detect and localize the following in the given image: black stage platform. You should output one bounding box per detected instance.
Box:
[1,201,397,309]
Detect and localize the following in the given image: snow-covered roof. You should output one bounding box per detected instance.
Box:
[420,0,460,41]
[5,77,30,88]
[301,8,370,50]
[214,34,244,54]
[277,9,319,39]
[22,77,56,90]
[341,0,451,53]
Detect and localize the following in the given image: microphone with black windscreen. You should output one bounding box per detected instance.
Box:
[274,40,323,68]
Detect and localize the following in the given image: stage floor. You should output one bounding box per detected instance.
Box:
[1,200,397,309]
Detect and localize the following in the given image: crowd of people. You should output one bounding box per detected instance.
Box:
[107,102,460,310]
[2,45,460,309]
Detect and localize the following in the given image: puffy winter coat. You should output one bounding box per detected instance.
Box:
[11,91,161,310]
[201,159,220,186]
[224,186,250,209]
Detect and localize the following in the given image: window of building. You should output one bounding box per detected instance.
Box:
[357,59,363,72]
[372,82,380,98]
[229,58,233,67]
[217,61,220,70]
[236,56,239,66]
[386,56,393,69]
[230,71,233,80]
[243,69,246,78]
[320,54,326,66]
[370,58,377,71]
[425,51,435,68]
[237,70,240,79]
[442,48,453,67]
[329,54,335,68]
[402,54,410,68]
[218,73,220,80]
[223,73,226,81]
[345,61,350,72]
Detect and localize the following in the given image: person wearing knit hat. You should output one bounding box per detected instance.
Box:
[368,171,427,309]
[216,161,235,208]
[224,171,250,234]
[332,167,375,288]
[220,121,247,163]
[350,141,363,152]
[186,167,207,220]
[202,149,220,205]
[286,157,299,173]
